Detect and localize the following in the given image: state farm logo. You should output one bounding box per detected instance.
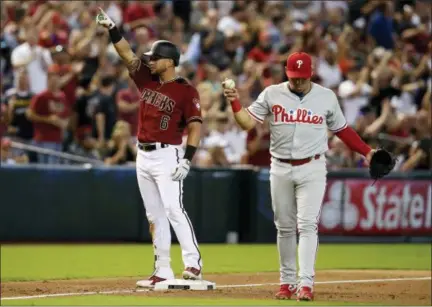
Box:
[360,184,431,230]
[320,181,432,232]
[272,105,324,124]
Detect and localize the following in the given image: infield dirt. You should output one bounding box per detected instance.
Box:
[2,270,431,305]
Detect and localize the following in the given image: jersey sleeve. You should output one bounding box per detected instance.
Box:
[246,88,270,124]
[327,92,348,132]
[184,86,203,124]
[129,58,152,89]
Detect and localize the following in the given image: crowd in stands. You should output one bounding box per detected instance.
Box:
[0,0,430,171]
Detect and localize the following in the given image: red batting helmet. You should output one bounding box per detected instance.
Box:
[285,52,313,79]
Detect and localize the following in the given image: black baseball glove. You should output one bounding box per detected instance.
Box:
[369,149,396,180]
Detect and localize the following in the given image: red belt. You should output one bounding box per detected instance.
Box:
[276,154,320,166]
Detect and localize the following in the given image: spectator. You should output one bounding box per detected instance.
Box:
[0,0,430,171]
[92,75,118,150]
[197,114,246,167]
[326,136,356,170]
[261,64,285,89]
[338,66,372,127]
[25,64,69,164]
[400,110,431,172]
[199,10,225,66]
[367,1,395,50]
[131,26,152,56]
[68,10,104,81]
[237,58,263,101]
[104,120,136,166]
[247,31,277,64]
[217,4,245,35]
[244,119,271,167]
[116,78,140,140]
[51,45,82,108]
[190,1,211,31]
[0,80,8,138]
[5,68,34,143]
[316,43,342,91]
[123,1,154,32]
[69,76,99,157]
[1,137,29,165]
[10,27,53,94]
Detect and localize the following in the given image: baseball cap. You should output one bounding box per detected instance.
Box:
[285,52,313,79]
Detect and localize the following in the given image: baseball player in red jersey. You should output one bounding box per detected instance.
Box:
[97,9,203,287]
[223,52,375,301]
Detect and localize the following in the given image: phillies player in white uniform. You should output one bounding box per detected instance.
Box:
[96,9,203,287]
[223,52,374,301]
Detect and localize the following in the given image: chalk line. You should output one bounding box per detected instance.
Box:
[1,276,430,301]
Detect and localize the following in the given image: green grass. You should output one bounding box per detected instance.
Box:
[1,295,377,306]
[1,243,430,282]
[1,244,430,306]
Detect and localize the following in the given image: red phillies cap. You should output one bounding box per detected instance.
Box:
[285,52,313,79]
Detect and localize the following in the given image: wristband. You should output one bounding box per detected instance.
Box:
[184,145,197,161]
[230,98,242,113]
[108,26,122,44]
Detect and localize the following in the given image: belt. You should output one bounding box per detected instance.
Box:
[276,154,320,166]
[137,142,169,152]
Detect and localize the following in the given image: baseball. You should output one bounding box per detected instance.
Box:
[223,78,236,89]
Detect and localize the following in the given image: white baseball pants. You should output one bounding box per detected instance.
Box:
[136,144,202,279]
[270,155,327,289]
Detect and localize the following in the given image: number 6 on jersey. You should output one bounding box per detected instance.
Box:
[160,115,170,130]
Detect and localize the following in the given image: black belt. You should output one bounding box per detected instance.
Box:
[137,142,169,152]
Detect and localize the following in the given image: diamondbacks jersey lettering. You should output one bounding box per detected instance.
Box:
[129,60,202,144]
[247,82,347,159]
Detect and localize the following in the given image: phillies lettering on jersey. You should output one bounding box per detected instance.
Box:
[272,105,324,124]
[141,89,175,114]
[247,82,347,159]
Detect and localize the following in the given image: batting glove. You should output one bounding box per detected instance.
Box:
[95,8,115,29]
[171,159,191,181]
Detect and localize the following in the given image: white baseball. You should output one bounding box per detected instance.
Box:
[223,79,236,89]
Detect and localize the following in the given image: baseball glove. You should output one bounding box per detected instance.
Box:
[369,149,396,180]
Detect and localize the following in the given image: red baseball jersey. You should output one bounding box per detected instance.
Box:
[30,90,69,143]
[116,88,140,136]
[129,61,202,145]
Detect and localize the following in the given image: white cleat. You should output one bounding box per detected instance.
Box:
[136,275,167,288]
[182,267,202,280]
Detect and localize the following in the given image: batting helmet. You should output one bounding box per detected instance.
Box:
[285,52,313,79]
[143,40,181,66]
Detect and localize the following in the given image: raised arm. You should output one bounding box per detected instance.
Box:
[95,8,141,75]
[222,80,258,131]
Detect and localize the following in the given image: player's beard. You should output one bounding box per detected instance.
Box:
[152,65,168,75]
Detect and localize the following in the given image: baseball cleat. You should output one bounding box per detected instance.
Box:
[297,286,314,301]
[136,275,166,288]
[275,284,297,300]
[182,267,202,280]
